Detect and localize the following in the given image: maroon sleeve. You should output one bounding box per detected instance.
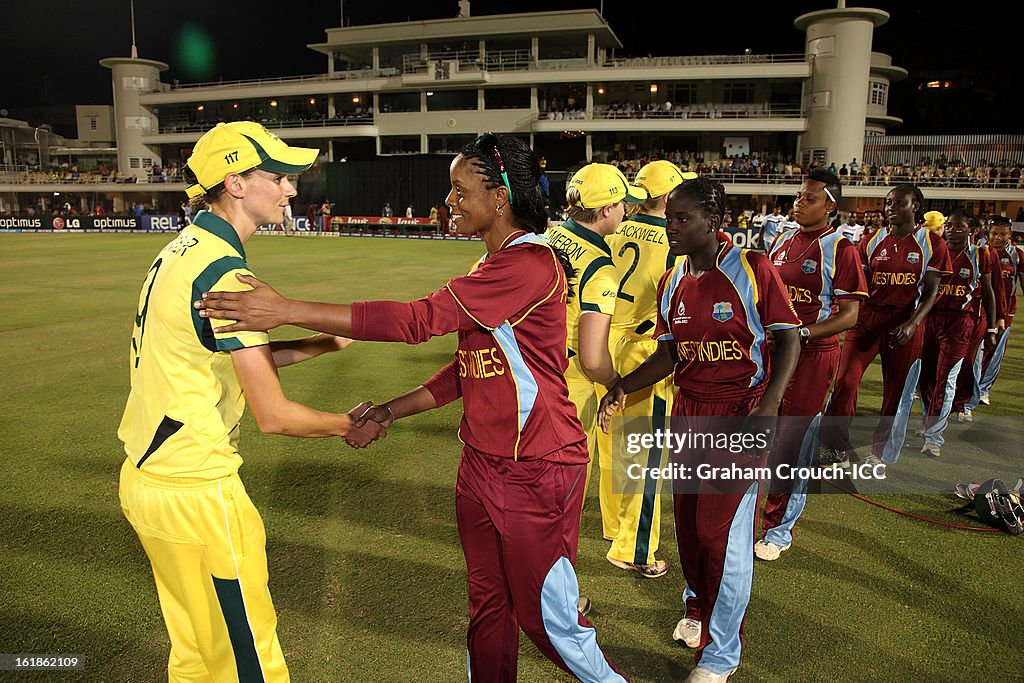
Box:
[422,359,462,408]
[927,232,953,274]
[750,252,801,330]
[445,245,560,330]
[833,238,868,299]
[350,289,466,343]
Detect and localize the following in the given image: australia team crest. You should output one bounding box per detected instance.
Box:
[712,301,734,322]
[801,259,817,274]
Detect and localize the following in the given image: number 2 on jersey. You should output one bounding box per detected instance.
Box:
[616,242,640,303]
[131,258,163,368]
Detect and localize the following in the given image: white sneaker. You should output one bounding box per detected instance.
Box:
[672,617,702,648]
[956,410,973,423]
[820,447,851,469]
[921,443,941,458]
[865,453,886,470]
[754,539,791,561]
[685,665,735,682]
[980,394,991,406]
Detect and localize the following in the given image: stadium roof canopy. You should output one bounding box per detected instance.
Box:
[308,9,622,55]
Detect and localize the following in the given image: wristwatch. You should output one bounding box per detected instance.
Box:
[799,326,811,345]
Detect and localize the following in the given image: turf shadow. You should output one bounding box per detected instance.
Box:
[263,458,461,549]
[795,518,1024,636]
[267,542,468,643]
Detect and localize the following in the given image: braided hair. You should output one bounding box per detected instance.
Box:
[672,176,727,222]
[457,135,577,296]
[457,135,549,234]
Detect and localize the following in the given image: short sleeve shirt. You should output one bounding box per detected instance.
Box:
[933,244,994,315]
[769,227,867,349]
[118,210,269,479]
[546,220,617,373]
[654,237,801,402]
[606,213,676,332]
[860,227,952,309]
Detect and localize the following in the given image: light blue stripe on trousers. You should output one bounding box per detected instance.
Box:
[923,358,964,448]
[974,326,1012,404]
[702,481,758,675]
[882,358,922,464]
[540,557,628,683]
[765,414,821,548]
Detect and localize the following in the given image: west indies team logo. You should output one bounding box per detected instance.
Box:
[1002,257,1010,265]
[907,251,921,264]
[801,259,817,274]
[959,267,971,278]
[712,301,734,322]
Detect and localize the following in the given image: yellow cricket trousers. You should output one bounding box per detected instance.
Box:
[565,360,603,508]
[119,459,289,683]
[596,329,672,565]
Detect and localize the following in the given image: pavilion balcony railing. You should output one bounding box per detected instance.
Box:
[157,114,374,134]
[161,52,808,93]
[540,106,804,121]
[603,54,807,68]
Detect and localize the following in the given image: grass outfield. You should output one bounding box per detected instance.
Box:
[1,232,1022,682]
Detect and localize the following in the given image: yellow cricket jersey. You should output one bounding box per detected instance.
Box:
[545,219,617,377]
[606,213,676,334]
[117,210,270,479]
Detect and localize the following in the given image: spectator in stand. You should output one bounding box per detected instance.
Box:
[839,164,849,179]
[382,201,393,218]
[428,205,439,224]
[93,204,105,216]
[405,204,414,218]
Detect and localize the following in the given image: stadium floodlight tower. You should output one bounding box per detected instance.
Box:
[795,1,889,170]
[100,1,167,183]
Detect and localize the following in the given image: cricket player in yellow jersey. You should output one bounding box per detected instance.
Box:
[118,122,383,682]
[546,164,646,497]
[599,161,695,577]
